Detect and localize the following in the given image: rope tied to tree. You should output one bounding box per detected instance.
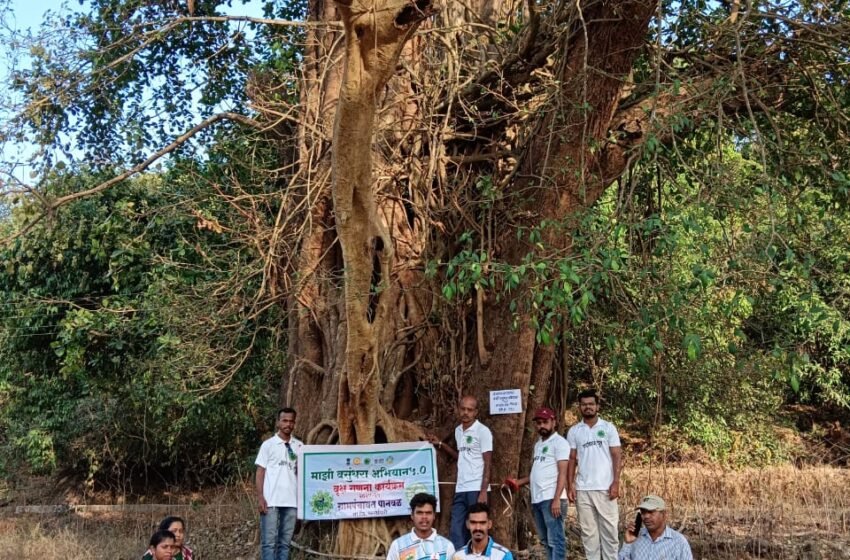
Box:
[499,483,516,517]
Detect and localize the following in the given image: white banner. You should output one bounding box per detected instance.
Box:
[297,442,440,520]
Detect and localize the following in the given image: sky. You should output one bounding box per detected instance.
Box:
[0,0,269,184]
[3,0,268,32]
[0,0,65,183]
[3,0,62,33]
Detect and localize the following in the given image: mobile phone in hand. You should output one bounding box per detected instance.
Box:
[634,511,643,534]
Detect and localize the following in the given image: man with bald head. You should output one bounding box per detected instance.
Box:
[428,395,493,550]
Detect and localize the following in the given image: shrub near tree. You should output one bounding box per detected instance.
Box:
[1,0,849,552]
[0,170,279,486]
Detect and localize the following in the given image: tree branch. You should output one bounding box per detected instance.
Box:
[49,112,261,208]
[1,112,262,246]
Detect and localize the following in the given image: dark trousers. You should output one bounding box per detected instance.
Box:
[450,490,487,550]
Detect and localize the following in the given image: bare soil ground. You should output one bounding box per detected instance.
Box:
[1,465,849,560]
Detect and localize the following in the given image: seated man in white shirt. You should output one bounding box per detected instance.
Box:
[387,493,455,560]
[451,502,513,560]
[618,495,693,560]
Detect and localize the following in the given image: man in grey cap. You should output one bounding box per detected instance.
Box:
[618,495,693,560]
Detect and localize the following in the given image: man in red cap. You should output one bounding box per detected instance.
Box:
[502,407,570,560]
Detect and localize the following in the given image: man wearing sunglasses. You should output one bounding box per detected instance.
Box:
[256,407,303,560]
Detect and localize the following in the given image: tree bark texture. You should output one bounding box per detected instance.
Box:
[284,0,656,553]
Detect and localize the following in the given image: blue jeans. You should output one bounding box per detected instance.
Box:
[531,499,567,560]
[450,490,486,550]
[260,506,297,560]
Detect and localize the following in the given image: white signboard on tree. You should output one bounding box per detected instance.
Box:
[489,389,522,414]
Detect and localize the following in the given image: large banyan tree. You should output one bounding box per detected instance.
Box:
[291,0,659,551]
[3,0,850,554]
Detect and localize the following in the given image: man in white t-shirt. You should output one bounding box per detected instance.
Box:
[255,407,303,560]
[502,407,570,560]
[566,390,622,560]
[427,395,493,550]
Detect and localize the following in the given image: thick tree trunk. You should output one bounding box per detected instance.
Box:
[467,0,655,543]
[285,0,655,553]
[291,0,438,554]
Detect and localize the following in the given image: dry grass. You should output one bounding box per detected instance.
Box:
[617,465,850,559]
[0,482,259,560]
[1,466,849,559]
[0,522,138,559]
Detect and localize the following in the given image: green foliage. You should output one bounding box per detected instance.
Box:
[8,0,306,169]
[0,0,310,484]
[0,165,284,484]
[3,0,849,476]
[430,129,850,464]
[421,2,850,462]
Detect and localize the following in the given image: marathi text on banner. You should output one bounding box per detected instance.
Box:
[297,442,439,520]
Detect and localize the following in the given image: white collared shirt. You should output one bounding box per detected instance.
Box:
[387,528,455,560]
[255,433,303,507]
[566,417,621,491]
[455,420,493,492]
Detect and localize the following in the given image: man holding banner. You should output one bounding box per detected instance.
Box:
[427,395,493,550]
[256,407,303,560]
[387,493,455,560]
